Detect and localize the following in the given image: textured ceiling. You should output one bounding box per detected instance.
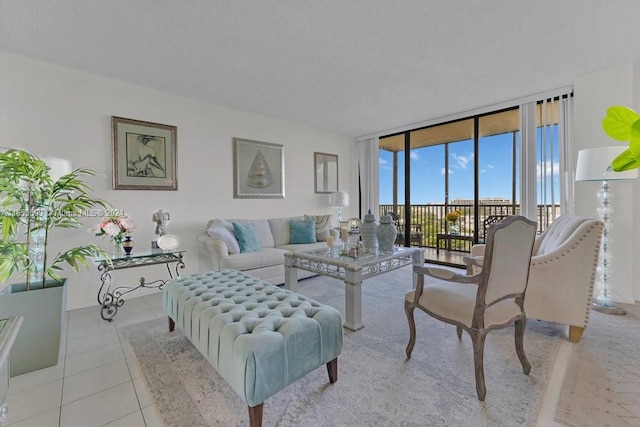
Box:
[2,1,640,137]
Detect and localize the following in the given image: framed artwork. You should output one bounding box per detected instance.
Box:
[233,137,285,199]
[111,116,177,190]
[314,152,338,194]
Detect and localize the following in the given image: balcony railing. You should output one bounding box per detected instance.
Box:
[379,204,560,253]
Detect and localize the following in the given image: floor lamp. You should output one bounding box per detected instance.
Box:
[575,146,638,315]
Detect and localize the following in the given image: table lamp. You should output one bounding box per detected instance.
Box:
[329,190,349,223]
[575,146,638,315]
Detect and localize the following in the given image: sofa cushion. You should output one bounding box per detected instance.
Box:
[290,218,317,244]
[304,214,333,242]
[268,216,303,247]
[534,215,587,255]
[206,224,240,254]
[221,219,274,248]
[233,222,261,253]
[219,248,289,271]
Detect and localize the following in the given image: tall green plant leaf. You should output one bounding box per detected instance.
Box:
[602,106,640,141]
[611,148,640,171]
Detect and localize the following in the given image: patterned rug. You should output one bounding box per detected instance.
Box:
[123,266,563,426]
[556,303,640,427]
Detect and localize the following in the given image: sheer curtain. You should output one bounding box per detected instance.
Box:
[356,137,379,218]
[520,93,574,224]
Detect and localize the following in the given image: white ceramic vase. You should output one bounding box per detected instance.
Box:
[360,209,378,252]
[376,214,397,253]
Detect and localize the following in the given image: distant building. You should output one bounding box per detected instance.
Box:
[427,197,513,206]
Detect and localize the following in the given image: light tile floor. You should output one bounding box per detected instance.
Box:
[4,293,164,427]
[3,291,571,427]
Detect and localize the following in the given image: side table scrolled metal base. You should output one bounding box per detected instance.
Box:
[96,251,185,321]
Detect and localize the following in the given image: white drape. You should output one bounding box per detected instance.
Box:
[520,93,573,223]
[519,103,538,222]
[356,137,379,218]
[558,96,574,214]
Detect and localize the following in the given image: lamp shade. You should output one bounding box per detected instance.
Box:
[329,190,349,207]
[575,146,638,182]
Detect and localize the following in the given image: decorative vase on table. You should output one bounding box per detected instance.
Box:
[112,238,123,256]
[123,236,134,255]
[449,222,460,235]
[360,209,378,252]
[376,214,397,253]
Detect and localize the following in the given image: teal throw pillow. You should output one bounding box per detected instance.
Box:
[232,222,261,253]
[290,218,317,244]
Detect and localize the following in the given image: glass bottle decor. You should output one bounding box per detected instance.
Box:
[360,209,378,252]
[376,214,397,253]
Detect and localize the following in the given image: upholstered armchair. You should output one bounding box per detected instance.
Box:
[463,215,604,343]
[405,216,538,401]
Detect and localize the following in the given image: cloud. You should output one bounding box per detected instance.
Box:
[537,161,560,180]
[451,152,474,169]
[410,151,420,161]
[379,157,391,170]
[441,167,453,175]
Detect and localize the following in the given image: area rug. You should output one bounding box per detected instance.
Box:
[123,266,563,426]
[555,303,640,427]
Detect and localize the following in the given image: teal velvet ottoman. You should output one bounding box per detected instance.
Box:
[163,269,343,427]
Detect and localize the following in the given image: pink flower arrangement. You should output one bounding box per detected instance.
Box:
[94,214,136,248]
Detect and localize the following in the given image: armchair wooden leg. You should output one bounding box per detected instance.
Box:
[568,325,585,343]
[471,331,488,401]
[514,318,531,375]
[405,301,417,358]
[168,317,175,332]
[248,403,263,427]
[456,326,463,340]
[326,358,338,383]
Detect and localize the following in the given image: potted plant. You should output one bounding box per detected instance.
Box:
[0,149,110,375]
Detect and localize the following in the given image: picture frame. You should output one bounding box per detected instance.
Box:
[314,152,338,194]
[111,116,177,190]
[233,137,285,199]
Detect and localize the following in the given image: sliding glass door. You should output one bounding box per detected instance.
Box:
[378,97,570,264]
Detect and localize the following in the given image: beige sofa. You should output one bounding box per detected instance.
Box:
[197,215,336,285]
[463,215,604,342]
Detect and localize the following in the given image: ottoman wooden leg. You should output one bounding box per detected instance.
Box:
[326,358,338,383]
[168,317,175,332]
[248,403,263,427]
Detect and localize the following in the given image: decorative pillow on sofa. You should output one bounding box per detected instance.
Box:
[232,222,261,253]
[290,218,317,244]
[304,214,333,242]
[206,224,240,254]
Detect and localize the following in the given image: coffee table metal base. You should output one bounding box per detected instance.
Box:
[284,247,424,330]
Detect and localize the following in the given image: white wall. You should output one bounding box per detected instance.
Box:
[0,52,356,310]
[573,62,638,303]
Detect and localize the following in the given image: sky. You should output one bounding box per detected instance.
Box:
[379,129,560,205]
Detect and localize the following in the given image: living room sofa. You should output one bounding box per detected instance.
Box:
[197,215,337,285]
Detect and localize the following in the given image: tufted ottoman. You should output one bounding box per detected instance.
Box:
[162,269,343,427]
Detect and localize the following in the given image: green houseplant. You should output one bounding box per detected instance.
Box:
[0,149,110,375]
[602,106,640,171]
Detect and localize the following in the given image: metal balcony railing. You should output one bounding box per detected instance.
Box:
[379,204,559,252]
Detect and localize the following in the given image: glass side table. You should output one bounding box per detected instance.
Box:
[95,250,185,321]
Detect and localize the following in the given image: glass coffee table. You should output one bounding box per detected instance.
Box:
[284,247,424,330]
